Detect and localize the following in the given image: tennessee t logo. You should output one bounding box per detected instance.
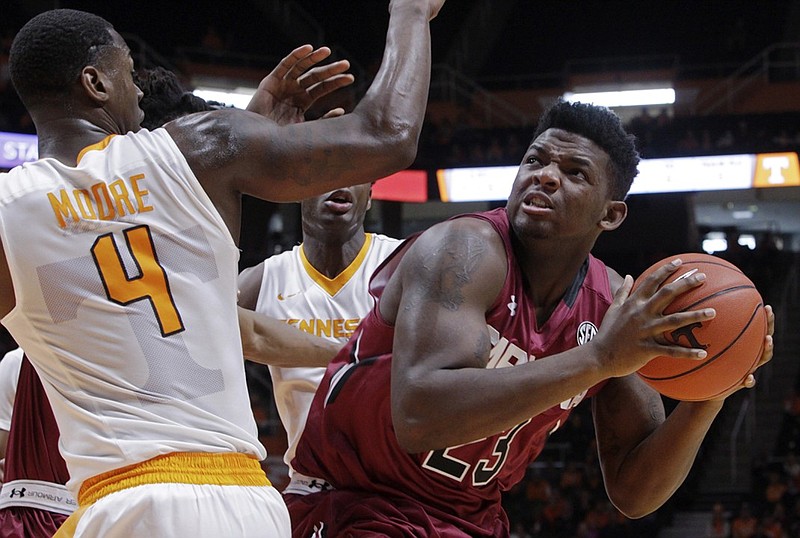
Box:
[670,322,708,349]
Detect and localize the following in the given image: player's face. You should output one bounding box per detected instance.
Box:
[100,31,144,134]
[505,128,615,243]
[300,182,373,240]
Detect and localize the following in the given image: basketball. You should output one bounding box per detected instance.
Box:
[632,253,767,401]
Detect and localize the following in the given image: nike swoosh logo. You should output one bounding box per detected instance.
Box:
[277,292,301,301]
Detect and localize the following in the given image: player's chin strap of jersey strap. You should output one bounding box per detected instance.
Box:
[0,479,77,516]
[284,472,334,496]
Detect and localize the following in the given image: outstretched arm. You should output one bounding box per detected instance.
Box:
[593,306,774,518]
[169,0,446,204]
[238,307,341,368]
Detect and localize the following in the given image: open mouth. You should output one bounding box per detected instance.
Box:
[323,190,354,213]
[522,192,552,210]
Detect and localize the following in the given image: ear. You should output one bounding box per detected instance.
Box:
[599,200,627,231]
[79,65,110,105]
[366,184,373,211]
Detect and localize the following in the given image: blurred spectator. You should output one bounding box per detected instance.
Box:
[706,502,731,538]
[731,502,758,538]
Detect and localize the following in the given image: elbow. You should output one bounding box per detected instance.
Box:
[390,126,420,170]
[606,489,660,520]
[393,415,431,454]
[391,388,438,454]
[363,114,421,173]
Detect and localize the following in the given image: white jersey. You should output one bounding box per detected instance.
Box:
[0,129,264,494]
[254,233,400,475]
[0,348,22,431]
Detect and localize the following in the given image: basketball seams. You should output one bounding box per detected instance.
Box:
[670,284,758,312]
[633,253,767,401]
[639,303,765,382]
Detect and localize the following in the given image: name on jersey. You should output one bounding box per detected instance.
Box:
[286,317,360,340]
[47,173,153,229]
[486,322,592,410]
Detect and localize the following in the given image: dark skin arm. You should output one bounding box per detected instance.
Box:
[382,219,719,453]
[238,306,341,368]
[237,264,341,367]
[592,274,775,519]
[165,1,443,238]
[237,262,264,311]
[386,221,775,516]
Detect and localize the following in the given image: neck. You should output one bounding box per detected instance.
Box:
[36,117,114,166]
[302,230,367,279]
[513,235,595,325]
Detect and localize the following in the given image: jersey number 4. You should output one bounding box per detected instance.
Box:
[91,225,184,337]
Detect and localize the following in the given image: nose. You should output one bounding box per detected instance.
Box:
[532,162,561,190]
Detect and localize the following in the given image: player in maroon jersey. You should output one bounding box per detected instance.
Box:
[287,99,775,537]
[0,353,72,536]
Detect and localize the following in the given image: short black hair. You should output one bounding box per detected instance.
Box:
[9,9,116,108]
[533,99,640,200]
[134,67,214,129]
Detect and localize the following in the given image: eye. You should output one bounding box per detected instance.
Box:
[568,169,587,180]
[525,154,542,166]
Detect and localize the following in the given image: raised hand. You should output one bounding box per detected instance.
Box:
[246,45,354,125]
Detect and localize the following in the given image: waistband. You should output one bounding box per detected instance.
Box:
[0,479,78,516]
[78,452,270,507]
[284,472,334,496]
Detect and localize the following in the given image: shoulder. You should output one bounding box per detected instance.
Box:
[237,261,266,310]
[164,108,264,173]
[402,216,507,285]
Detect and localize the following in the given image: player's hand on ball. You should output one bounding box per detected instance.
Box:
[708,304,775,401]
[592,259,713,379]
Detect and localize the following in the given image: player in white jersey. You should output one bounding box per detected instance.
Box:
[0,4,444,536]
[238,183,401,490]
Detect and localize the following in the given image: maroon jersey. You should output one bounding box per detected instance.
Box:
[0,355,70,537]
[289,208,613,537]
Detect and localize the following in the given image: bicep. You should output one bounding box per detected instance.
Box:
[391,221,506,385]
[238,263,265,311]
[169,108,412,204]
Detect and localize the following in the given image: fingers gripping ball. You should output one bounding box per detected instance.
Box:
[633,253,768,401]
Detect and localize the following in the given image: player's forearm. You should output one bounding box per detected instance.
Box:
[238,307,340,367]
[350,3,432,169]
[605,399,723,518]
[393,345,609,452]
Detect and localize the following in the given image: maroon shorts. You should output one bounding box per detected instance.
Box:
[0,507,68,537]
[285,490,502,538]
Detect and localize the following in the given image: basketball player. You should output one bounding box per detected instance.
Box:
[287,99,776,537]
[0,3,444,536]
[0,55,348,537]
[0,348,74,535]
[238,182,401,489]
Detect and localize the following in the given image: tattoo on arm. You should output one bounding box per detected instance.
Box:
[422,233,486,312]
